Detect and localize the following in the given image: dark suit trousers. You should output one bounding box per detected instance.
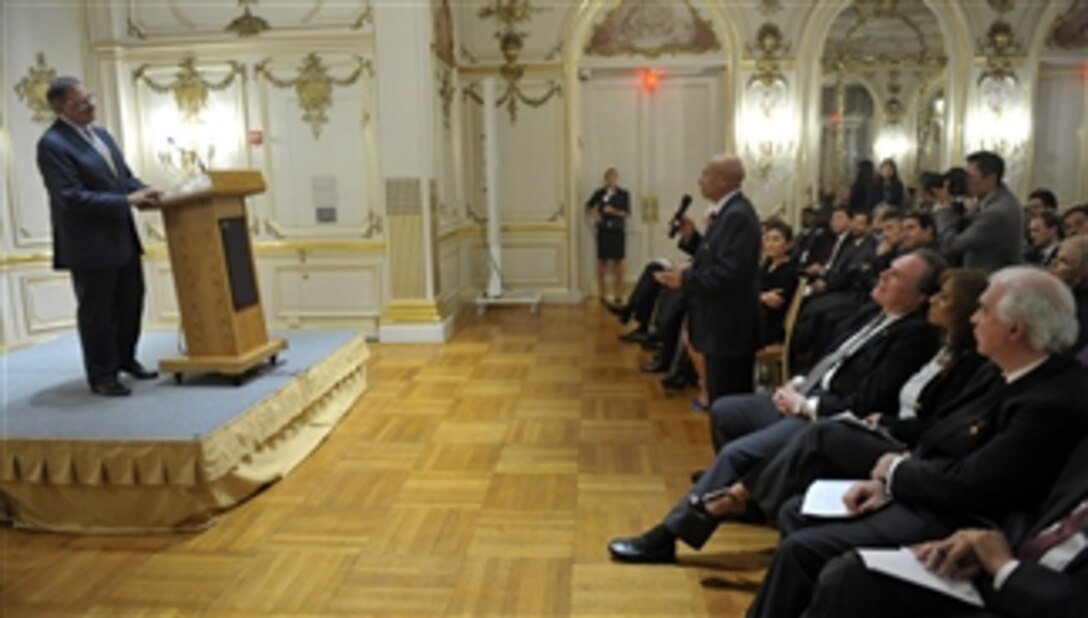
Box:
[626,262,666,328]
[70,258,145,384]
[705,353,755,405]
[746,420,905,521]
[804,552,995,618]
[746,498,956,618]
[708,392,781,453]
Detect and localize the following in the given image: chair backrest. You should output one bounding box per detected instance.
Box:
[779,280,807,376]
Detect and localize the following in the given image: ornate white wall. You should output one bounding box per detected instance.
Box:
[1,0,1086,347]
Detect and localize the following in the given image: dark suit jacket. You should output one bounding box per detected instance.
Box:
[681,192,762,358]
[981,436,1088,618]
[892,356,1088,523]
[811,307,941,418]
[37,120,145,270]
[823,234,878,293]
[585,186,630,230]
[877,349,992,447]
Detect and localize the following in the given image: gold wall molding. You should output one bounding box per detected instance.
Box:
[255,53,370,138]
[13,53,56,124]
[133,57,245,121]
[0,253,52,268]
[381,300,446,324]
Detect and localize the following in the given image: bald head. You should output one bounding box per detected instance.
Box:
[700,154,746,202]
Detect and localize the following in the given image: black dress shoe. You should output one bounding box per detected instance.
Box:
[90,379,131,397]
[619,330,650,344]
[641,357,669,373]
[661,374,695,391]
[608,533,676,564]
[639,336,664,351]
[121,361,159,380]
[604,301,630,323]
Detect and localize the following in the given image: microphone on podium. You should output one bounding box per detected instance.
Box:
[166,137,208,174]
[667,194,694,238]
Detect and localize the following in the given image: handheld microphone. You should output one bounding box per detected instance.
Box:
[667,194,693,238]
[166,137,208,174]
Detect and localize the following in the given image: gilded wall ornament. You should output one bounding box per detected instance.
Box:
[255,54,370,139]
[978,20,1020,85]
[437,67,456,129]
[14,52,56,124]
[226,0,270,37]
[586,0,720,58]
[747,22,790,89]
[476,0,561,122]
[133,57,245,121]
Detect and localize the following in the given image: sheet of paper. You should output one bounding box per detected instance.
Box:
[857,547,985,608]
[800,479,861,518]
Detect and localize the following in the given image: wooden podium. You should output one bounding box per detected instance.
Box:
[141,170,287,384]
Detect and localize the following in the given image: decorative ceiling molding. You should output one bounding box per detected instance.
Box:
[225,0,271,37]
[585,0,720,59]
[1049,0,1088,49]
[14,52,57,124]
[823,0,947,72]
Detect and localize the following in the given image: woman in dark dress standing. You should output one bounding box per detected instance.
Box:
[586,168,631,302]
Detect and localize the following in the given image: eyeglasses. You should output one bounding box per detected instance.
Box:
[68,93,95,110]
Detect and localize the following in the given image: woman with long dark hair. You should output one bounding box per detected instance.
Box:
[874,158,906,210]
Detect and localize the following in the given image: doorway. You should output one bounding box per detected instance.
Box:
[579,68,725,296]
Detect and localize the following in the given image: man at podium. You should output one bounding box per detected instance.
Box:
[36,76,162,396]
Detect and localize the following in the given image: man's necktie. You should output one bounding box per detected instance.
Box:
[796,316,884,395]
[82,127,117,177]
[1018,502,1088,563]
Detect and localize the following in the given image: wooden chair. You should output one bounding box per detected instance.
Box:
[755,281,806,388]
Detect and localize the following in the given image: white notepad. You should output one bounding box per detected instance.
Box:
[800,479,862,518]
[857,547,985,608]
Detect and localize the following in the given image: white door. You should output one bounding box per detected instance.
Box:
[580,69,724,294]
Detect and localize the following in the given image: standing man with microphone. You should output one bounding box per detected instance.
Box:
[655,154,762,401]
[37,76,162,396]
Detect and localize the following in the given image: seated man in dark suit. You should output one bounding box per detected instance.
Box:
[606,250,943,564]
[746,266,1088,618]
[804,435,1088,618]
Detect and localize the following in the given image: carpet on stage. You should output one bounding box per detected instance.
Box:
[0,330,369,533]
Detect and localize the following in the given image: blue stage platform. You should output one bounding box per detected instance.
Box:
[0,330,369,533]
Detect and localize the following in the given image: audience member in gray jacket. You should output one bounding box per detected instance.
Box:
[935,151,1023,272]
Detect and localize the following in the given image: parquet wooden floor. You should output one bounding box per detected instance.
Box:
[0,304,778,617]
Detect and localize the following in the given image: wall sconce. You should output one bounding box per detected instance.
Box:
[740,104,796,179]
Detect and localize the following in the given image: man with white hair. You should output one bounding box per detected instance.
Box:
[655,154,762,400]
[746,266,1088,618]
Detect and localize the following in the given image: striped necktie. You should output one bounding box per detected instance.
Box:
[82,126,118,177]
